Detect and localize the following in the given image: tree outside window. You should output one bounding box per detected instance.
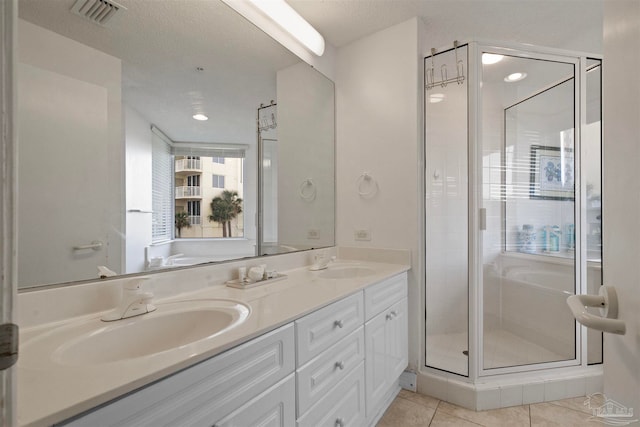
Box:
[208,190,243,237]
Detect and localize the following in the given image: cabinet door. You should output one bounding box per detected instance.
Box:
[214,374,295,427]
[364,297,408,419]
[364,311,388,418]
[387,298,408,381]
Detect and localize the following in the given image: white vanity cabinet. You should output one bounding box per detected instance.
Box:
[56,271,409,427]
[60,324,295,427]
[364,273,409,422]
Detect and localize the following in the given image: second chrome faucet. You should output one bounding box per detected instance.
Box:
[101,277,156,322]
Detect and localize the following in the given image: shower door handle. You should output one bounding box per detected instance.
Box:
[567,286,626,335]
[479,208,487,231]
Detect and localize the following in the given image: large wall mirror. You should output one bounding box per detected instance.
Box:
[17,0,335,289]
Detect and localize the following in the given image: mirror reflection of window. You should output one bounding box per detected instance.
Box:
[176,156,243,239]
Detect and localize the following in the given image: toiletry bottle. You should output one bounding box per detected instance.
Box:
[566,224,575,251]
[549,225,561,253]
[519,224,536,254]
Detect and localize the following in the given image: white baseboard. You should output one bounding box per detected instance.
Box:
[400,370,417,392]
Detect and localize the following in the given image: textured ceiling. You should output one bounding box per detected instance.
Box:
[18,0,300,143]
[289,0,603,52]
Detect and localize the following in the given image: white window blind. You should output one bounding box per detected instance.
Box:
[152,132,173,242]
[172,143,247,159]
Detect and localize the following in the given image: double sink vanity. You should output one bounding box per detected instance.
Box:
[18,251,410,427]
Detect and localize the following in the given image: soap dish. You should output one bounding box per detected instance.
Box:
[226,274,288,289]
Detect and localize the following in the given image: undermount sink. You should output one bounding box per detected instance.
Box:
[318,265,376,279]
[21,299,250,367]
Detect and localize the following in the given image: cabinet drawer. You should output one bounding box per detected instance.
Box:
[295,292,364,366]
[214,374,296,427]
[364,273,407,320]
[62,324,295,427]
[296,362,366,427]
[296,327,364,417]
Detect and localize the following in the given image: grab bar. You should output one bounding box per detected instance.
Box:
[567,286,626,335]
[73,241,103,251]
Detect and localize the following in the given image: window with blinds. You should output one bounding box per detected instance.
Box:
[150,125,249,241]
[152,132,173,242]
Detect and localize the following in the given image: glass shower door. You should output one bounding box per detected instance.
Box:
[425,45,469,376]
[479,50,579,372]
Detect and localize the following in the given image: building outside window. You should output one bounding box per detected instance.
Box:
[174,155,243,238]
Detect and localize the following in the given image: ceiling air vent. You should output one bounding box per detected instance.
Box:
[70,0,126,27]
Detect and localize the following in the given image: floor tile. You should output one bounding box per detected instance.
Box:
[429,410,484,427]
[530,402,593,426]
[548,395,603,414]
[378,391,603,427]
[437,401,531,427]
[398,389,440,410]
[376,395,436,427]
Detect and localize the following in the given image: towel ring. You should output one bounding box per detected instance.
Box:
[356,172,378,198]
[299,178,316,201]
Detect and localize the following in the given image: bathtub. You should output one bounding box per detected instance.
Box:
[484,253,602,362]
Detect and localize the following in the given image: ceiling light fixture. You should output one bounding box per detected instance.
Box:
[504,72,527,82]
[193,114,209,121]
[221,0,325,56]
[482,53,504,65]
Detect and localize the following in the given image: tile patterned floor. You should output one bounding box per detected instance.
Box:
[377,390,606,427]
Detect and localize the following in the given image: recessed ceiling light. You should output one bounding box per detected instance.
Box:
[504,72,527,82]
[429,93,445,103]
[193,114,208,121]
[482,53,504,65]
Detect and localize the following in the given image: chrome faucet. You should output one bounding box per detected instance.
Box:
[309,253,336,271]
[101,277,157,322]
[164,253,184,266]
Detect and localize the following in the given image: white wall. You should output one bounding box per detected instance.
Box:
[602,0,640,415]
[277,62,335,249]
[336,17,424,370]
[17,20,123,287]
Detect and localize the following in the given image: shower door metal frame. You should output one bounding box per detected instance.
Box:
[0,0,17,424]
[469,41,598,378]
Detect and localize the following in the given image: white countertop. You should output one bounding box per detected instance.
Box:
[18,260,410,427]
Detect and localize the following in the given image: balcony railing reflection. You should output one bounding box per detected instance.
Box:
[175,186,202,198]
[175,158,202,172]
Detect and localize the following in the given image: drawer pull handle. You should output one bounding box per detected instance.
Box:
[334,319,344,328]
[391,310,398,318]
[386,313,393,320]
[335,360,345,370]
[335,417,345,427]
